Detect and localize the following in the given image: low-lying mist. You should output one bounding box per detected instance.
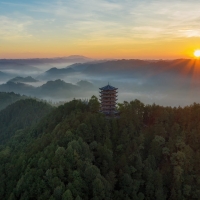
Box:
[1,58,200,107]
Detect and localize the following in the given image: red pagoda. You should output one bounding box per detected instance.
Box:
[99,84,118,116]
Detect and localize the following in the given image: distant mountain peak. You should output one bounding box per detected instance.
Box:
[40,67,75,80]
[8,76,38,83]
[46,67,58,73]
[77,80,95,89]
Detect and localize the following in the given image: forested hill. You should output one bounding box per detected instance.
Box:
[0,92,27,111]
[0,99,53,144]
[0,97,200,199]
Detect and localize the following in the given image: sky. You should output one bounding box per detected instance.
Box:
[1,0,200,59]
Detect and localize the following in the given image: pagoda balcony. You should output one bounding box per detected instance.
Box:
[101,96,117,98]
[100,98,117,100]
[101,101,117,103]
[100,98,118,101]
[99,91,118,94]
[101,100,117,104]
[101,98,117,101]
[101,106,116,108]
[100,91,118,94]
[100,95,118,98]
[101,106,116,109]
[101,104,116,106]
[101,105,117,107]
[100,102,117,105]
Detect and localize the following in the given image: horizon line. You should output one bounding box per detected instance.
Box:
[0,56,195,61]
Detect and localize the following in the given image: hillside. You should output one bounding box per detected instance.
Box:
[38,79,78,91]
[0,92,27,111]
[0,99,53,144]
[0,98,199,199]
[0,81,35,95]
[36,79,80,98]
[77,80,95,90]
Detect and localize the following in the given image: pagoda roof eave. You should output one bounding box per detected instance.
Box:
[99,84,118,91]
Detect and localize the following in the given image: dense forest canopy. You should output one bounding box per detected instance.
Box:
[0,96,200,199]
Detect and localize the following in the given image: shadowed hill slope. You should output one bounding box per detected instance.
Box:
[0,99,53,144]
[0,92,27,111]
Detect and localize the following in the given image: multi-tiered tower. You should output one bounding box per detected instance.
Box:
[99,84,118,116]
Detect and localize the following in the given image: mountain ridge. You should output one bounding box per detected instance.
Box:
[8,76,38,83]
[0,79,96,99]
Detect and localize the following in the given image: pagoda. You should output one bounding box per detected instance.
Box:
[99,83,118,116]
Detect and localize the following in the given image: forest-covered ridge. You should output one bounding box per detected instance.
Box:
[0,92,27,111]
[0,97,200,200]
[0,80,96,100]
[0,98,53,144]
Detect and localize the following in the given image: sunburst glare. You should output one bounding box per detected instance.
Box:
[194,50,200,58]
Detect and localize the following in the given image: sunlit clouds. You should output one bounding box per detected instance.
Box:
[1,0,200,58]
[0,16,32,40]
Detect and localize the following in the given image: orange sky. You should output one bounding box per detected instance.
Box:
[1,1,200,59]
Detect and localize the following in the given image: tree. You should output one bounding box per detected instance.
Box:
[88,96,100,112]
[62,189,73,200]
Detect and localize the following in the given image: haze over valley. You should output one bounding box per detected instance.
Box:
[0,56,200,106]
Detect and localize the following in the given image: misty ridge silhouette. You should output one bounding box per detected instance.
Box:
[0,58,200,106]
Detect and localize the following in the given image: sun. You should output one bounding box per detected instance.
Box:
[194,50,200,58]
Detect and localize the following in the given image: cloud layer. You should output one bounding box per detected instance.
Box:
[1,0,200,58]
